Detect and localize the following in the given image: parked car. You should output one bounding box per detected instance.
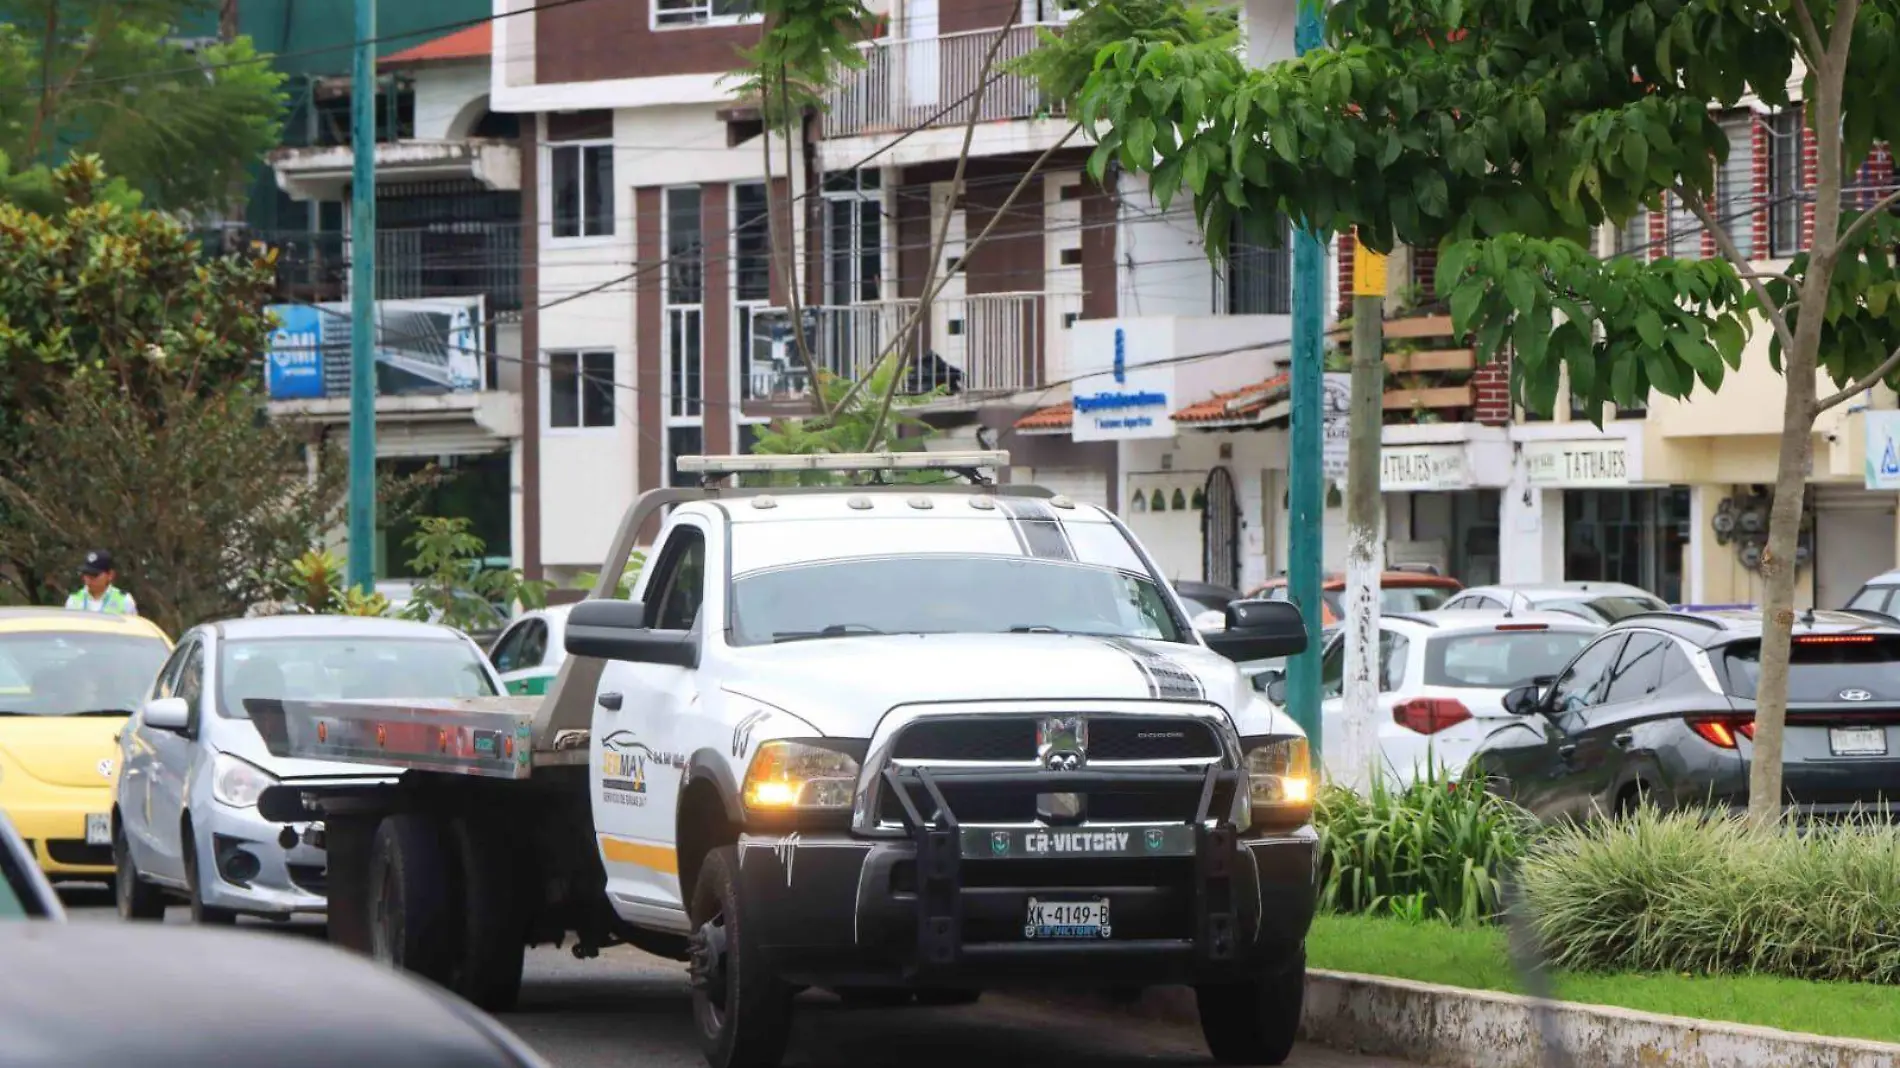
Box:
[488,603,573,695]
[0,809,64,919]
[1172,580,1242,632]
[1473,608,1900,821]
[0,924,552,1068]
[1845,570,1900,617]
[113,615,504,923]
[1248,571,1465,625]
[1441,582,1669,625]
[0,608,173,885]
[1262,610,1599,788]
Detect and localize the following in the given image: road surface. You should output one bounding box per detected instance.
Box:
[63,888,1424,1068]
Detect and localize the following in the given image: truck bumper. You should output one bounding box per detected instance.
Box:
[733,826,1316,988]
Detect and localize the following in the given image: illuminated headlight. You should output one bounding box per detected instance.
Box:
[742,740,860,814]
[211,753,278,808]
[1244,737,1314,826]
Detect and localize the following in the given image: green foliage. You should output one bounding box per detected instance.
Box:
[0,2,285,213]
[741,364,942,486]
[573,550,648,600]
[399,517,551,631]
[1315,769,1534,926]
[728,0,874,129]
[286,549,393,617]
[1013,0,1239,105]
[1521,806,1900,984]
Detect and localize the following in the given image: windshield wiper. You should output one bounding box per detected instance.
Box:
[1009,625,1063,634]
[67,708,136,717]
[772,623,889,643]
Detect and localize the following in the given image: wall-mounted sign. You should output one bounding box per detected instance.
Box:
[1524,438,1630,487]
[1866,410,1900,489]
[1321,372,1351,479]
[265,304,326,400]
[1381,445,1471,491]
[263,297,485,401]
[1072,327,1175,441]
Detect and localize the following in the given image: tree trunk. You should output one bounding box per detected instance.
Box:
[1340,287,1386,792]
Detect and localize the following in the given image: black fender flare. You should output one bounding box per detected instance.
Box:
[681,747,745,826]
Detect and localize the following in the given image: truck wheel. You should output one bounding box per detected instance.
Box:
[367,814,457,987]
[450,817,526,1012]
[1194,949,1305,1066]
[687,845,793,1068]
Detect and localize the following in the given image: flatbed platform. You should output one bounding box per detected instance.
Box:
[249,696,589,780]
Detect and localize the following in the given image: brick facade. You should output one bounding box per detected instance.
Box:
[1336,230,1356,319]
[1751,114,1770,257]
[1473,354,1511,426]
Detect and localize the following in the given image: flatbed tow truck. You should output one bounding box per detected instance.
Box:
[252,451,1320,1068]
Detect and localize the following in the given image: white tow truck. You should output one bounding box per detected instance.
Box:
[251,452,1319,1068]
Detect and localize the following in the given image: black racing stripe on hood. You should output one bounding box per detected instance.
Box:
[996,496,1076,561]
[1097,637,1205,701]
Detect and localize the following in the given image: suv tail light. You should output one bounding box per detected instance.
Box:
[1393,697,1472,734]
[1687,715,1756,749]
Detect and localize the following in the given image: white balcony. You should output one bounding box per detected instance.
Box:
[821,26,1066,142]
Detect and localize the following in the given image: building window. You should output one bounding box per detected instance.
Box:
[1665,192,1701,259]
[654,0,757,27]
[1222,211,1291,315]
[1617,210,1648,259]
[1768,106,1805,257]
[669,308,703,419]
[825,192,882,306]
[667,425,705,487]
[667,187,703,305]
[1715,110,1756,261]
[547,351,615,429]
[734,182,771,303]
[667,187,705,421]
[550,143,613,239]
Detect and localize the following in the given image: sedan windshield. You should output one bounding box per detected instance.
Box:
[730,555,1186,646]
[1321,586,1454,618]
[1545,595,1665,624]
[218,636,497,719]
[0,633,170,716]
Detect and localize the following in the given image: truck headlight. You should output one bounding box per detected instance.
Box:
[742,740,860,814]
[212,753,278,809]
[1244,736,1313,827]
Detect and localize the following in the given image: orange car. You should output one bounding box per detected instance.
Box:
[1248,571,1464,626]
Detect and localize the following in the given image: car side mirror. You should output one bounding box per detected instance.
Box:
[1502,684,1544,717]
[1204,599,1308,663]
[141,697,190,733]
[1260,671,1289,705]
[563,598,698,669]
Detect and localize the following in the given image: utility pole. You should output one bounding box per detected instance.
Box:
[1285,0,1327,757]
[1340,239,1387,791]
[346,0,377,591]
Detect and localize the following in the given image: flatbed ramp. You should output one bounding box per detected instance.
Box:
[248,696,584,780]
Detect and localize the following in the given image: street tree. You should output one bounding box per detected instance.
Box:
[0,0,284,214]
[1061,0,1900,822]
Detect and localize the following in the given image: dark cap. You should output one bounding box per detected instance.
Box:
[79,550,114,576]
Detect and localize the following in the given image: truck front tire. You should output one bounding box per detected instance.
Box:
[687,845,793,1068]
[1194,949,1305,1065]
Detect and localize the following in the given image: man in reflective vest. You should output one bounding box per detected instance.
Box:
[66,550,138,616]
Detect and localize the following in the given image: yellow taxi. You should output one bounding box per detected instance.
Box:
[0,609,172,882]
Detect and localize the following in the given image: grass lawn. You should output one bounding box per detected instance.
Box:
[1308,913,1900,1046]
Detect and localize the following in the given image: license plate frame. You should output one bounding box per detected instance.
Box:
[84,813,111,847]
[1830,726,1888,757]
[1024,896,1111,940]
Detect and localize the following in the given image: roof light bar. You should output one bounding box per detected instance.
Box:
[676,450,1011,475]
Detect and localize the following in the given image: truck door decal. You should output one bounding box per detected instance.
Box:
[996,497,1077,562]
[1098,636,1207,701]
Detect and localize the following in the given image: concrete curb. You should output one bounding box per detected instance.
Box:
[1015,969,1900,1068]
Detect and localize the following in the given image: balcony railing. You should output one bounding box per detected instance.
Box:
[822,26,1066,140]
[1328,314,1483,424]
[741,292,1053,405]
[258,223,522,311]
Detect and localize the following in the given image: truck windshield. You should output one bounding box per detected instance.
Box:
[729,555,1187,646]
[217,636,497,719]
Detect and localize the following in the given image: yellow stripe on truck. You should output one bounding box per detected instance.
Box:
[598,835,679,875]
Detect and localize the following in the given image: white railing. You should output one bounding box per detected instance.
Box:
[822,26,1066,140]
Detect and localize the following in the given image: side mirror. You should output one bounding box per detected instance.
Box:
[1250,667,1285,695]
[563,598,699,669]
[1502,684,1544,717]
[1264,673,1289,705]
[1204,599,1308,663]
[141,697,190,733]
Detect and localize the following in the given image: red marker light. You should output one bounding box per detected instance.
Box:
[1495,623,1549,631]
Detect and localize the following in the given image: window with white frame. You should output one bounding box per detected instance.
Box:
[1767,106,1806,258]
[546,351,616,429]
[654,0,757,27]
[732,182,779,406]
[549,142,613,239]
[1714,110,1756,261]
[666,187,705,438]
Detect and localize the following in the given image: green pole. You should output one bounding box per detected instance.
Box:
[1286,0,1327,758]
[347,0,378,592]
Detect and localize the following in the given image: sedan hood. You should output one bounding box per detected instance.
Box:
[719,632,1277,737]
[215,719,396,781]
[0,716,125,789]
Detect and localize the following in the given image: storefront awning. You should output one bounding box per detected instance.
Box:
[1012,401,1074,437]
[1170,373,1291,430]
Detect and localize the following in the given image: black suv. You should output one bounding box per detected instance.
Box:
[1473,609,1900,820]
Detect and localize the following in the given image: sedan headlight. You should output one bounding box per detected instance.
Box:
[211,753,278,808]
[1244,736,1314,828]
[742,740,860,815]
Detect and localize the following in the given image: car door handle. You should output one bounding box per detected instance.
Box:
[1557,743,1578,762]
[597,692,623,712]
[1613,732,1634,749]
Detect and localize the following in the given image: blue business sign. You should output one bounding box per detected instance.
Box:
[265,304,326,400]
[1072,327,1175,441]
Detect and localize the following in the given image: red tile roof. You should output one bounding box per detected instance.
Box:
[1171,373,1290,426]
[381,22,491,67]
[1013,401,1073,433]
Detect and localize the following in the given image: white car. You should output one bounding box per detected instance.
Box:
[112,615,504,922]
[1440,582,1668,625]
[488,603,573,696]
[1298,610,1602,789]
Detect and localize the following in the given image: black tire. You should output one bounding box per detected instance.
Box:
[913,988,981,1008]
[113,822,166,921]
[833,987,915,1008]
[183,822,239,926]
[1195,949,1306,1065]
[687,845,793,1068]
[367,814,457,986]
[448,817,526,1012]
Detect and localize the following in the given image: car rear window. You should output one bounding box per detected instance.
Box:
[1425,630,1596,689]
[1722,635,1900,701]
